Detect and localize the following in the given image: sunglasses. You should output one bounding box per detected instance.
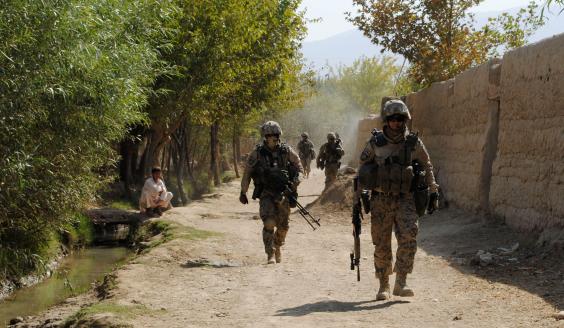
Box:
[388,116,405,123]
[265,134,280,138]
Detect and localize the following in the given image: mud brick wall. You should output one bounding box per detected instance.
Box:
[350,115,381,167]
[489,35,564,231]
[355,33,564,231]
[408,60,502,212]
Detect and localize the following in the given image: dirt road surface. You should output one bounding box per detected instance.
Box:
[17,169,564,327]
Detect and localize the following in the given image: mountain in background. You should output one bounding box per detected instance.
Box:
[302,10,564,71]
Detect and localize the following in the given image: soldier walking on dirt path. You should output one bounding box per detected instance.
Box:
[239,121,303,264]
[358,99,439,300]
[317,132,344,189]
[297,132,316,179]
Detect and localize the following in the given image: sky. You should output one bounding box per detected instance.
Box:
[299,0,539,42]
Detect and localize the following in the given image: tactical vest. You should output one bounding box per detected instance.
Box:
[361,129,418,194]
[298,140,314,159]
[324,142,342,164]
[251,143,296,196]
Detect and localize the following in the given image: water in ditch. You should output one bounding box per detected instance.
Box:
[0,247,131,326]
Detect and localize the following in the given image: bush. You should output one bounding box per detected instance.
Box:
[0,0,178,279]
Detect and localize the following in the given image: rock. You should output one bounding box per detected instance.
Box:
[472,250,494,266]
[498,242,520,255]
[9,317,24,325]
[554,311,564,320]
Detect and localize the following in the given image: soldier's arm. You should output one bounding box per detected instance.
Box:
[241,149,258,194]
[359,139,376,165]
[317,144,325,161]
[414,139,439,193]
[288,146,303,173]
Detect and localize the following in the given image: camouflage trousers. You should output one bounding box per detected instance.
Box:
[324,162,339,188]
[370,194,419,278]
[300,158,312,177]
[259,194,290,255]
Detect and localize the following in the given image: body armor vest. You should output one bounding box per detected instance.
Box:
[360,129,418,194]
[251,143,295,196]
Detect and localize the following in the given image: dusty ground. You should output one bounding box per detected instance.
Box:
[14,169,564,327]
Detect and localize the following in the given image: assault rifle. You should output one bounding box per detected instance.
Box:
[350,176,367,281]
[284,186,321,230]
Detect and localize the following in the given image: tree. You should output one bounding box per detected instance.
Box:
[348,0,544,85]
[125,0,308,188]
[0,0,177,278]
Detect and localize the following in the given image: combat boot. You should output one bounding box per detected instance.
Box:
[267,252,276,264]
[393,273,414,297]
[275,247,281,263]
[376,275,391,301]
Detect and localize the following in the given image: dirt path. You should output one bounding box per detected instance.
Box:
[17,169,563,327]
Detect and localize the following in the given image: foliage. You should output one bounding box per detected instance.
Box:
[348,0,545,85]
[0,0,177,279]
[542,0,564,16]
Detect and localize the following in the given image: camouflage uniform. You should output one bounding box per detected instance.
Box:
[240,122,302,263]
[297,134,315,178]
[317,133,344,189]
[359,99,438,299]
[361,129,438,278]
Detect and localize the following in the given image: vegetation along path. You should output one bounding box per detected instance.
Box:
[18,170,563,327]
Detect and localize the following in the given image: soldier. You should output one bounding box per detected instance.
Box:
[316,132,344,189]
[359,99,439,300]
[239,121,303,264]
[297,132,316,179]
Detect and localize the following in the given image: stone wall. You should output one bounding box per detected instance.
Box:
[355,33,564,232]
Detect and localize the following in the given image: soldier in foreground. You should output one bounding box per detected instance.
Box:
[239,121,303,264]
[358,99,439,300]
[297,132,316,179]
[316,132,344,189]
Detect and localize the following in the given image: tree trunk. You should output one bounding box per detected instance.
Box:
[210,121,221,186]
[175,137,189,205]
[232,134,240,178]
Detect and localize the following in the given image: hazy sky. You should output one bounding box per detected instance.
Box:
[300,0,538,42]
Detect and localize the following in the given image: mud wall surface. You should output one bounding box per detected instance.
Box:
[350,115,381,167]
[489,35,564,231]
[358,34,564,231]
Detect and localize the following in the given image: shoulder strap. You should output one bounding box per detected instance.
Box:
[405,132,418,151]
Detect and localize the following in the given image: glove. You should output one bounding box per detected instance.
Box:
[427,192,439,214]
[239,192,249,205]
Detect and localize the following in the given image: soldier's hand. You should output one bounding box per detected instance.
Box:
[239,192,249,205]
[428,192,439,214]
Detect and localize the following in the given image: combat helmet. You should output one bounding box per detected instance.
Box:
[381,99,411,122]
[301,132,309,138]
[327,132,336,141]
[261,121,282,137]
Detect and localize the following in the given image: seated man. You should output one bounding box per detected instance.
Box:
[139,167,173,216]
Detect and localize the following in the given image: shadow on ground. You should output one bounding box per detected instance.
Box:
[417,208,564,310]
[275,299,409,316]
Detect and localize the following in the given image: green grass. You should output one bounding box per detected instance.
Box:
[63,302,165,327]
[109,200,137,211]
[132,219,220,251]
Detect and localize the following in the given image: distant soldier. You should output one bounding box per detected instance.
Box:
[316,132,344,189]
[297,132,316,179]
[240,121,303,264]
[358,99,439,300]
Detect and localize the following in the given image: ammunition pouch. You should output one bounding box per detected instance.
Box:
[263,167,289,193]
[411,160,429,217]
[252,183,263,200]
[358,162,379,190]
[360,190,371,214]
[413,185,429,217]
